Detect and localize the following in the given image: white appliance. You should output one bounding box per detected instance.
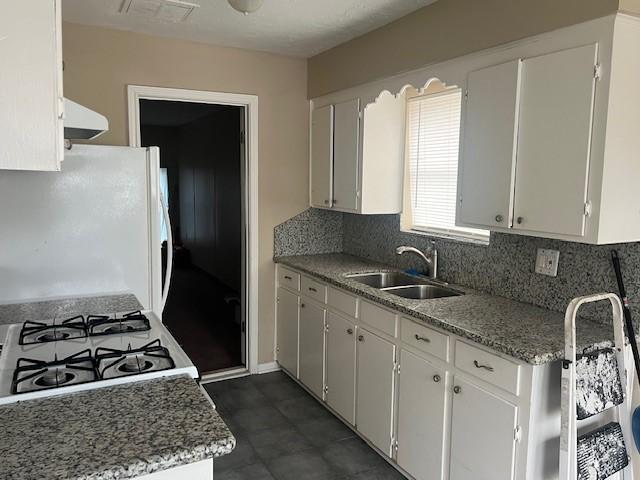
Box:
[63,98,109,140]
[0,309,197,405]
[0,145,170,315]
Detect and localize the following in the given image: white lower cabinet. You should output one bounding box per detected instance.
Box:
[325,311,357,424]
[299,299,326,398]
[276,287,299,377]
[449,377,518,480]
[356,327,396,457]
[396,349,447,480]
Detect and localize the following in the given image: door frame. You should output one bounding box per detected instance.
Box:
[127,85,259,375]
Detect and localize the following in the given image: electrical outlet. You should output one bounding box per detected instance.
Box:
[535,248,560,277]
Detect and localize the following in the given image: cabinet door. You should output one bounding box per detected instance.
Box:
[397,350,447,480]
[0,0,63,171]
[449,377,518,480]
[276,287,299,376]
[299,300,325,398]
[310,105,334,208]
[356,327,396,456]
[459,60,522,229]
[513,44,598,236]
[333,99,360,212]
[325,312,356,424]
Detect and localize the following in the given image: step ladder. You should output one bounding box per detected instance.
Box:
[561,293,635,480]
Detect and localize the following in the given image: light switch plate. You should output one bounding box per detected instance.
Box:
[535,248,560,277]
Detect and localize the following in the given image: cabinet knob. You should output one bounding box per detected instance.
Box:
[357,334,364,342]
[516,216,524,224]
[347,328,354,335]
[433,374,441,383]
[453,385,462,394]
[300,303,305,309]
[495,214,503,223]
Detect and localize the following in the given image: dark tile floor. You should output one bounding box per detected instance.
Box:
[203,372,406,480]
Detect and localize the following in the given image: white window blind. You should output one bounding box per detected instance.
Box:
[406,89,488,241]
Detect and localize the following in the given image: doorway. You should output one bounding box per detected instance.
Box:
[128,86,259,377]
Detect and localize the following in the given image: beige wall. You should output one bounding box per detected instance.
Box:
[62,22,309,364]
[308,0,623,97]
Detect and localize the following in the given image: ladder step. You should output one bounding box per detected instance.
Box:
[575,348,623,420]
[577,422,628,480]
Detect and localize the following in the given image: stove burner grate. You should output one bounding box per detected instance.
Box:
[95,339,175,379]
[87,310,151,337]
[19,315,88,345]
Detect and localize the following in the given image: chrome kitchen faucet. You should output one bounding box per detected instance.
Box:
[396,243,438,280]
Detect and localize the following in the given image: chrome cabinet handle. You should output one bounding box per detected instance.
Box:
[347,328,354,335]
[495,214,503,223]
[473,360,494,372]
[414,334,430,343]
[433,374,441,383]
[358,334,364,342]
[516,216,524,224]
[453,385,462,394]
[284,275,292,280]
[308,287,317,292]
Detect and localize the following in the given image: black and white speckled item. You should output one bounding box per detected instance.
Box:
[577,422,628,480]
[0,375,235,480]
[575,348,624,420]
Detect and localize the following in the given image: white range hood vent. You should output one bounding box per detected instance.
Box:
[63,98,109,140]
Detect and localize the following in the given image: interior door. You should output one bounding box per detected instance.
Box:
[356,327,396,456]
[396,350,447,480]
[513,43,598,236]
[276,287,299,377]
[298,300,325,398]
[459,60,522,229]
[325,312,356,424]
[449,377,518,480]
[333,98,360,212]
[310,105,334,208]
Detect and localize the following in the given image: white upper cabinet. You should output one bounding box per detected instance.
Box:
[459,60,522,229]
[309,91,405,214]
[513,44,597,236]
[0,0,64,171]
[459,15,640,244]
[310,105,334,208]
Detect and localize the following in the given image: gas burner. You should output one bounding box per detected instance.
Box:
[95,339,175,379]
[87,311,151,337]
[19,315,87,345]
[11,349,98,394]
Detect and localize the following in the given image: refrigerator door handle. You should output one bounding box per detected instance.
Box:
[160,190,173,313]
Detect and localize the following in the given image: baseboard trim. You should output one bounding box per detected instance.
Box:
[256,361,281,374]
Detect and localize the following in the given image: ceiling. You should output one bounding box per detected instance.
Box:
[61,0,437,58]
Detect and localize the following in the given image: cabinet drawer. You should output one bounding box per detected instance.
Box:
[401,318,449,361]
[278,267,300,291]
[455,341,521,395]
[359,301,397,338]
[301,276,327,303]
[327,287,358,318]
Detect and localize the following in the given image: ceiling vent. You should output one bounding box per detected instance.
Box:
[120,0,200,22]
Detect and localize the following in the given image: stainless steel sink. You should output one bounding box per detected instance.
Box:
[380,284,462,300]
[345,271,429,289]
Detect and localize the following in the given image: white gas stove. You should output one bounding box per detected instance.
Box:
[0,310,198,404]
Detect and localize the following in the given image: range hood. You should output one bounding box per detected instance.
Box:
[63,98,109,140]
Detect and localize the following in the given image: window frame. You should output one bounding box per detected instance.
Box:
[401,87,490,245]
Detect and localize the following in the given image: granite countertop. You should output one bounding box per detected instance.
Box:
[0,375,235,480]
[275,253,616,365]
[0,294,144,326]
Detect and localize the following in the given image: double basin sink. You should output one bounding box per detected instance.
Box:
[345,271,463,300]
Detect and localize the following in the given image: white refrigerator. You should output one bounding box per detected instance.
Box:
[0,144,169,316]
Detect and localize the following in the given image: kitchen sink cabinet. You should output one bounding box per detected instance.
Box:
[309,91,405,214]
[449,377,518,480]
[1,0,64,171]
[396,349,447,480]
[276,286,299,377]
[356,326,396,457]
[325,311,357,424]
[458,16,640,244]
[298,299,326,399]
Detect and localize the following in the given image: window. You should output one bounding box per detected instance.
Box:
[404,88,489,243]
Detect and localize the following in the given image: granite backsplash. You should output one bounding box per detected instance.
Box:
[274,208,640,322]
